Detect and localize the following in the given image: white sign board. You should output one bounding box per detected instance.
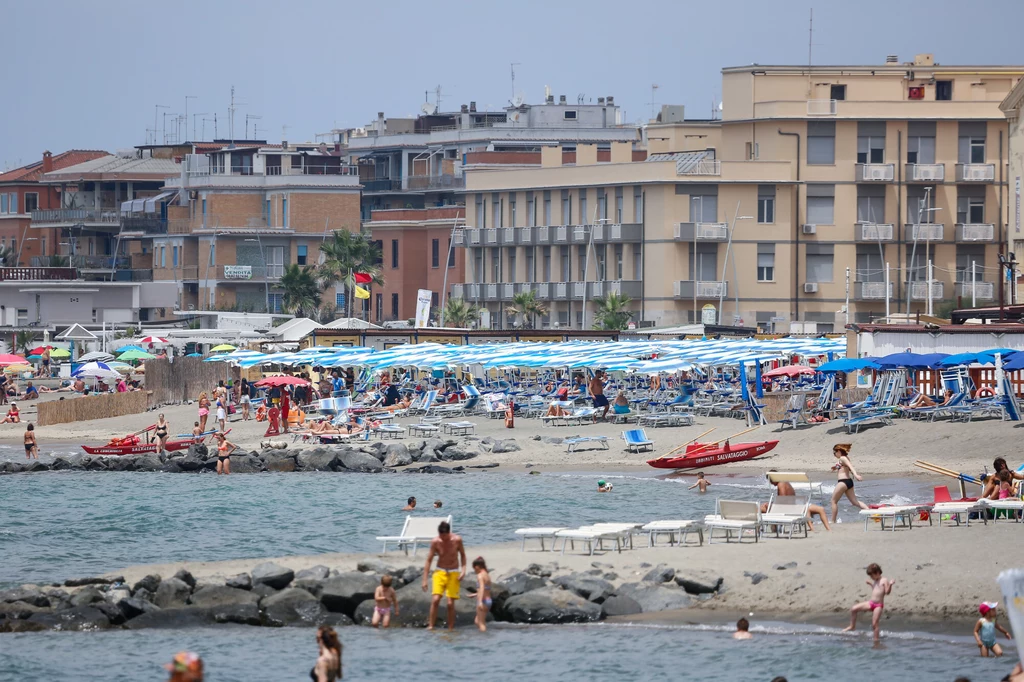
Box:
[414,289,432,328]
[223,265,253,280]
[701,304,717,325]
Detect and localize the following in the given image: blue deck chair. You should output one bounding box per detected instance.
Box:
[622,428,655,453]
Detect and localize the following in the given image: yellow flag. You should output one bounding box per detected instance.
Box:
[354,285,370,300]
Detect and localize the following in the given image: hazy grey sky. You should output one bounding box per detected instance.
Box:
[3,0,1023,169]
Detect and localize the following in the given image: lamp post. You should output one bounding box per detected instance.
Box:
[579,216,608,330]
[439,213,464,327]
[244,237,271,314]
[717,205,753,325]
[998,251,1017,320]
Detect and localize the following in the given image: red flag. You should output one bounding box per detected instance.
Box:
[354,272,372,284]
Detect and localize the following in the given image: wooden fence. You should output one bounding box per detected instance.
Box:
[37,391,151,426]
[144,357,240,405]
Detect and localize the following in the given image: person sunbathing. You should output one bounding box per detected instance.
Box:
[546,403,568,417]
[907,391,936,409]
[612,391,631,415]
[0,403,20,424]
[382,396,412,413]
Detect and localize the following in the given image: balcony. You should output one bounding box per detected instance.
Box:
[451,229,465,247]
[955,223,996,243]
[855,281,893,300]
[180,267,199,280]
[675,222,728,241]
[516,227,534,245]
[553,226,569,243]
[499,227,516,245]
[674,280,727,299]
[956,164,995,182]
[485,283,498,300]
[406,174,465,191]
[113,269,153,282]
[955,281,995,301]
[855,223,894,242]
[905,223,944,241]
[807,99,837,116]
[0,266,78,281]
[554,282,569,299]
[589,279,643,299]
[535,226,551,244]
[910,281,944,301]
[592,223,643,243]
[571,226,591,244]
[499,283,515,300]
[31,208,122,228]
[71,255,130,271]
[451,283,465,299]
[856,163,895,182]
[362,178,403,193]
[483,229,498,245]
[465,228,481,246]
[570,282,586,299]
[905,163,945,182]
[120,217,169,235]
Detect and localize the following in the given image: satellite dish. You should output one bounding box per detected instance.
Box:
[512,92,524,108]
[421,102,435,115]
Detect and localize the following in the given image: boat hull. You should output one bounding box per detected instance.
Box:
[81,440,192,456]
[647,440,779,470]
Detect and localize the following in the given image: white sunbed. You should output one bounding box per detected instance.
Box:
[760,495,811,539]
[514,527,569,551]
[766,471,824,499]
[641,520,704,547]
[441,421,476,436]
[704,500,761,544]
[931,501,988,527]
[565,436,609,453]
[554,527,627,555]
[984,498,1024,522]
[858,505,930,531]
[408,417,442,437]
[375,514,453,555]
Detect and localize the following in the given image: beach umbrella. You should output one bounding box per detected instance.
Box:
[876,352,945,369]
[117,349,158,361]
[27,346,54,356]
[255,375,310,387]
[78,351,114,362]
[817,357,881,373]
[1001,354,1024,372]
[762,364,815,378]
[136,336,169,344]
[48,348,70,359]
[938,349,1016,367]
[3,364,32,374]
[115,345,146,353]
[185,352,203,357]
[210,344,237,352]
[0,354,28,367]
[27,355,42,361]
[72,361,120,379]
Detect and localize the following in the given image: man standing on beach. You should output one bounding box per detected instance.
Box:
[421,520,466,631]
[590,370,610,421]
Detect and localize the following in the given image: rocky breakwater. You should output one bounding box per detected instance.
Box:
[0,560,723,633]
[0,437,515,475]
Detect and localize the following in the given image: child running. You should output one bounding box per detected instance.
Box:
[843,562,895,643]
[371,575,399,628]
[974,601,1012,657]
[469,556,492,632]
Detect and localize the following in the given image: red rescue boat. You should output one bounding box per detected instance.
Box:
[647,440,779,470]
[80,425,194,456]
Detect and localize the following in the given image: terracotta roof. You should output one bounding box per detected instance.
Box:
[0,150,108,184]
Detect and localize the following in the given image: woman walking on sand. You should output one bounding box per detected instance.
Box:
[24,423,38,459]
[830,443,869,522]
[311,625,342,681]
[197,392,211,432]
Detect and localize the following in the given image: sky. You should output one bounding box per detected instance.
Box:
[2,0,1024,170]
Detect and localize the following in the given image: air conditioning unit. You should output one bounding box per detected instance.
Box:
[803,282,819,294]
[917,166,941,181]
[802,224,817,235]
[866,166,888,180]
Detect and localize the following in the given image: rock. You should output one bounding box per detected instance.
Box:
[134,454,164,471]
[104,456,134,472]
[0,461,26,473]
[252,562,295,590]
[361,441,388,460]
[613,583,693,613]
[231,454,265,474]
[261,588,326,627]
[251,584,279,600]
[173,569,197,589]
[438,446,478,462]
[526,563,554,578]
[743,571,768,586]
[176,450,212,472]
[415,448,440,463]
[225,573,252,591]
[337,450,384,473]
[0,602,47,620]
[501,572,548,596]
[64,576,122,587]
[406,439,425,453]
[542,436,564,445]
[466,463,499,469]
[320,573,380,618]
[424,438,445,453]
[674,571,724,595]
[106,586,131,604]
[50,456,74,471]
[295,565,330,582]
[0,619,48,632]
[160,460,184,473]
[132,574,161,595]
[92,600,126,625]
[503,586,603,624]
[1,586,51,608]
[404,465,463,474]
[85,457,109,471]
[490,439,521,453]
[25,460,51,472]
[356,559,403,578]
[773,562,798,571]
[601,595,643,617]
[352,582,477,628]
[531,435,542,441]
[29,606,111,631]
[297,448,339,472]
[125,607,214,630]
[293,579,325,597]
[211,603,262,626]
[188,586,259,609]
[187,443,209,458]
[132,588,155,604]
[153,577,192,608]
[603,572,619,581]
[552,575,614,603]
[383,447,414,468]
[401,566,423,586]
[69,586,106,608]
[642,565,676,583]
[264,452,297,472]
[117,597,159,620]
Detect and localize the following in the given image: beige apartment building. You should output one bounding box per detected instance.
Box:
[1001,77,1024,269]
[455,54,1022,332]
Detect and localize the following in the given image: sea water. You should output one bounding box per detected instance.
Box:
[0,621,1013,682]
[0,470,933,586]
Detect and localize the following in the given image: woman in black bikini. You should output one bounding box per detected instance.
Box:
[154,414,169,454]
[213,432,236,476]
[830,443,869,523]
[311,625,342,681]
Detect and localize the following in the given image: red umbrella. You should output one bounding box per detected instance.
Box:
[762,364,815,378]
[28,346,54,356]
[256,375,310,387]
[137,336,169,344]
[0,353,29,367]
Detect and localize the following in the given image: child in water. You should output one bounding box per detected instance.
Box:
[688,472,710,493]
[371,575,398,628]
[597,479,613,493]
[974,601,1012,657]
[469,556,493,632]
[843,562,895,643]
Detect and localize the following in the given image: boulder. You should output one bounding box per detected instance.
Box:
[92,600,126,626]
[28,606,111,631]
[642,564,676,584]
[438,446,478,462]
[320,573,380,618]
[423,438,446,453]
[526,563,554,577]
[551,575,614,603]
[230,454,264,474]
[187,443,209,458]
[295,565,330,582]
[500,572,548,597]
[612,583,692,613]
[104,456,134,472]
[383,444,413,468]
[85,457,110,471]
[361,441,388,460]
[153,577,192,608]
[160,460,185,473]
[132,588,155,604]
[252,562,295,590]
[64,576,122,587]
[117,597,159,620]
[50,456,74,471]
[1,586,50,608]
[69,586,106,608]
[490,439,521,454]
[352,582,477,628]
[405,465,461,474]
[132,574,161,595]
[261,588,327,627]
[0,619,48,632]
[176,451,211,472]
[225,573,252,591]
[106,587,131,605]
[264,452,297,472]
[674,571,723,595]
[415,449,441,463]
[356,559,404,578]
[0,461,26,474]
[24,460,50,472]
[337,450,384,473]
[542,436,564,445]
[0,601,47,620]
[600,595,643,618]
[293,578,325,598]
[211,602,262,626]
[400,565,423,586]
[744,571,769,586]
[502,586,603,624]
[406,440,426,453]
[188,585,259,609]
[134,454,164,471]
[297,448,339,472]
[173,569,197,589]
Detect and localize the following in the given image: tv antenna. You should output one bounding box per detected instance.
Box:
[228,85,248,144]
[510,62,521,102]
[192,113,208,141]
[246,114,262,139]
[184,96,197,141]
[154,104,169,144]
[648,84,659,121]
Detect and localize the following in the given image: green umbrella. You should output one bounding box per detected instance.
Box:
[48,348,71,359]
[118,349,158,361]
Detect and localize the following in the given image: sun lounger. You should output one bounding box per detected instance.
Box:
[408,423,440,437]
[844,408,894,434]
[931,501,987,527]
[311,432,359,445]
[514,527,569,551]
[554,527,630,555]
[984,499,1024,522]
[641,520,704,547]
[441,421,476,436]
[375,514,453,555]
[371,424,405,439]
[704,499,761,544]
[565,436,610,453]
[622,428,654,453]
[766,471,824,499]
[859,505,929,531]
[760,495,811,538]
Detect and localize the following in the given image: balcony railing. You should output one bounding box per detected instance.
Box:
[516,226,534,245]
[31,208,121,225]
[676,159,721,176]
[362,178,403,192]
[499,227,516,245]
[483,229,498,245]
[906,163,945,182]
[855,281,893,300]
[955,281,995,301]
[910,281,944,300]
[465,228,481,245]
[674,280,727,298]
[956,163,995,182]
[71,255,130,270]
[113,269,153,282]
[553,226,568,243]
[554,282,568,299]
[485,283,498,299]
[451,283,465,299]
[807,99,837,116]
[536,226,551,244]
[955,223,995,242]
[856,163,895,182]
[675,222,728,241]
[121,217,168,234]
[589,280,643,299]
[856,223,894,242]
[906,223,944,241]
[406,174,465,191]
[0,267,78,281]
[500,283,515,300]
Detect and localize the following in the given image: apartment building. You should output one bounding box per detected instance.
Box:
[455,54,1021,332]
[1002,77,1024,268]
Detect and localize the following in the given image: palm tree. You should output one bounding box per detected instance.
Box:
[46,254,70,267]
[318,230,384,318]
[591,292,634,330]
[441,298,481,328]
[507,290,547,329]
[14,331,35,355]
[278,264,322,317]
[0,245,15,266]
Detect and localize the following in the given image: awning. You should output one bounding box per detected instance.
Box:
[144,190,176,213]
[120,198,147,214]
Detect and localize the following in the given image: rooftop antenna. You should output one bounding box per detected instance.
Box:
[807,8,813,96]
[246,114,262,139]
[192,113,208,141]
[162,112,177,143]
[648,84,659,121]
[146,128,158,145]
[281,124,291,141]
[184,96,197,141]
[227,86,247,145]
[510,62,520,102]
[154,104,169,144]
[434,85,443,114]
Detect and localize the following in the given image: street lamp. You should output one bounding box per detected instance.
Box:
[244,237,271,314]
[579,216,609,330]
[998,251,1018,320]
[718,207,753,325]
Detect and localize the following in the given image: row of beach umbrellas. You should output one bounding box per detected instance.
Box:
[817,349,1023,373]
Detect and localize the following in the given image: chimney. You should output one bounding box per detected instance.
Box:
[559,95,567,104]
[546,94,554,104]
[42,151,53,173]
[282,141,288,150]
[885,54,898,64]
[607,96,614,105]
[461,104,469,113]
[597,97,605,105]
[469,101,477,112]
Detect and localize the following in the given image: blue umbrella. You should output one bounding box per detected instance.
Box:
[185,352,203,357]
[876,352,947,369]
[937,349,1016,367]
[116,345,146,353]
[1001,353,1024,371]
[818,357,881,372]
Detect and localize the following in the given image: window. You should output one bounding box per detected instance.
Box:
[689,243,718,281]
[957,192,985,224]
[16,309,28,326]
[474,250,484,283]
[830,84,846,101]
[907,123,936,164]
[160,246,166,268]
[391,239,399,268]
[507,247,517,283]
[805,245,834,283]
[492,248,500,281]
[595,244,606,281]
[510,196,517,227]
[577,245,587,280]
[431,292,438,309]
[634,187,643,222]
[757,185,775,224]
[907,187,936,223]
[265,246,284,277]
[757,244,775,281]
[856,248,884,283]
[201,198,207,224]
[806,185,835,225]
[543,191,552,226]
[936,80,953,101]
[689,194,717,223]
[958,122,987,163]
[615,187,623,222]
[857,136,885,164]
[857,185,885,224]
[209,242,216,265]
[956,245,985,282]
[579,192,587,225]
[560,245,570,282]
[906,251,927,281]
[542,246,552,281]
[8,194,16,214]
[282,198,288,228]
[431,239,439,268]
[969,139,986,164]
[633,245,642,280]
[614,244,623,279]
[297,244,307,265]
[563,110,577,120]
[374,293,382,321]
[268,293,283,314]
[9,239,14,256]
[0,194,6,213]
[597,191,607,221]
[745,141,760,160]
[807,121,835,165]
[526,193,535,227]
[172,245,179,268]
[447,239,455,268]
[391,293,399,319]
[24,193,38,213]
[265,199,272,227]
[492,194,501,229]
[561,190,572,225]
[525,247,535,283]
[336,291,345,308]
[476,194,485,228]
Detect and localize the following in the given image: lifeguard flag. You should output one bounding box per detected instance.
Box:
[354,285,370,299]
[354,272,372,284]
